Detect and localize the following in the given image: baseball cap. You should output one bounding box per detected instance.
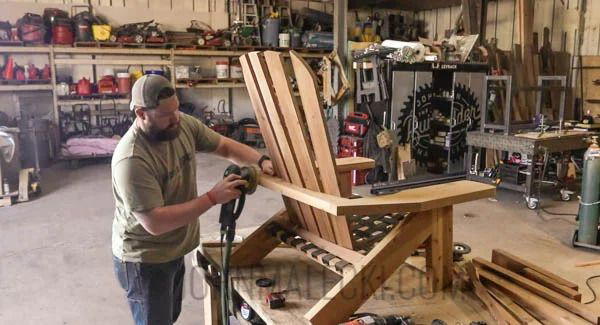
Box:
[129,74,174,111]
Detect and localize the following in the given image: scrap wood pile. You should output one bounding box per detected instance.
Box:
[464,249,599,324]
[485,31,571,124]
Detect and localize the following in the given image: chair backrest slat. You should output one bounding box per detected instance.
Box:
[241,51,354,249]
[240,53,309,230]
[262,51,337,242]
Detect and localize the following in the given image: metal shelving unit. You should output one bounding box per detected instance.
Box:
[175,83,246,89]
[0,84,53,91]
[0,44,328,147]
[56,98,131,106]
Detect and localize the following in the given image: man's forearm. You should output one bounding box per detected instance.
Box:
[216,137,262,166]
[134,194,215,236]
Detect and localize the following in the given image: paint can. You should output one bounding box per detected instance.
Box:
[216,61,229,79]
[117,72,131,95]
[230,64,243,79]
[278,33,290,48]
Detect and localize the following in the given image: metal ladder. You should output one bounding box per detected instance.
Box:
[241,0,262,45]
[260,0,274,19]
[277,0,293,28]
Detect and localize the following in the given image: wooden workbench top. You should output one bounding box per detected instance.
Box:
[198,245,491,324]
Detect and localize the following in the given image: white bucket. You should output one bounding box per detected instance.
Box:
[215,61,229,79]
[103,67,115,76]
[279,33,290,48]
[230,64,243,79]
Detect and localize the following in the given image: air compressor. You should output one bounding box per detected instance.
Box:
[573,136,600,251]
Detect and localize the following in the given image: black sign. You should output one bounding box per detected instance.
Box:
[397,83,480,166]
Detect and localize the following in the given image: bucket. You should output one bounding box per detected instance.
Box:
[230,64,243,79]
[216,61,229,79]
[56,82,70,96]
[278,33,290,48]
[145,70,164,76]
[52,21,73,45]
[117,72,131,94]
[261,18,280,47]
[103,68,115,76]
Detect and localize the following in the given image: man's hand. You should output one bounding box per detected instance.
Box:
[260,159,275,176]
[208,174,248,204]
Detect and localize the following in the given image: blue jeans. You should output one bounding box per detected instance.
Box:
[113,256,185,325]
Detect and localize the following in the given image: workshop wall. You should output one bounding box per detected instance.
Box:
[0,0,257,121]
[415,0,598,56]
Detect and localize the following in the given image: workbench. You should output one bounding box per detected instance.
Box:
[194,243,491,325]
[466,130,595,208]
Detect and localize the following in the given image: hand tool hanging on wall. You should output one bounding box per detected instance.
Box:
[321,51,350,107]
[355,55,388,104]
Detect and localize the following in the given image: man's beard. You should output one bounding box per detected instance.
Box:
[146,122,181,142]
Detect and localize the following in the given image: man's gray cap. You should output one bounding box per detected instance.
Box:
[130,74,174,111]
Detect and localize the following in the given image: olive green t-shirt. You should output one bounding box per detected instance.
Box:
[111,113,221,263]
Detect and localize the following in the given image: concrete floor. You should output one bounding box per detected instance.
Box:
[0,152,599,324]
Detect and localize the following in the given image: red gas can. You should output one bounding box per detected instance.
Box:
[41,64,51,80]
[27,64,40,80]
[77,77,92,95]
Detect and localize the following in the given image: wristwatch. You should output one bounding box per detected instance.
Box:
[257,155,271,169]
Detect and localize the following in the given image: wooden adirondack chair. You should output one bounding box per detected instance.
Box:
[229,50,495,325]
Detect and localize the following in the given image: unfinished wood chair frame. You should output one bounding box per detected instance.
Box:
[220,50,495,325]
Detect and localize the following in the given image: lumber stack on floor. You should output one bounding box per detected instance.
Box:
[465,249,599,324]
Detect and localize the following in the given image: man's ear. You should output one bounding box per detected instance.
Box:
[134,107,146,120]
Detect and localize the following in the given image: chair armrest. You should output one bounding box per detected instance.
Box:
[259,174,495,216]
[335,157,375,173]
[258,174,344,215]
[338,181,496,215]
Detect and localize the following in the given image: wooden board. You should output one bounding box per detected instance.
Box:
[200,246,492,325]
[474,257,598,324]
[243,53,321,234]
[0,196,11,208]
[289,51,355,249]
[335,157,375,173]
[466,262,519,324]
[521,267,582,302]
[513,130,592,139]
[478,268,590,325]
[486,284,543,325]
[581,56,600,116]
[259,51,338,244]
[305,212,432,324]
[240,54,305,229]
[18,168,31,203]
[491,249,579,290]
[259,176,496,216]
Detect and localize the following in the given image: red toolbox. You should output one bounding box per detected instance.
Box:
[338,146,363,158]
[343,112,369,136]
[339,135,364,149]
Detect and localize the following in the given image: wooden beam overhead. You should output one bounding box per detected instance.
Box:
[349,0,461,11]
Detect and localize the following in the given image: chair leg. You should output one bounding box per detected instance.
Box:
[426,206,454,292]
[230,209,289,267]
[304,211,433,325]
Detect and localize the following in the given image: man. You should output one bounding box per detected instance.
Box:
[111,74,273,325]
